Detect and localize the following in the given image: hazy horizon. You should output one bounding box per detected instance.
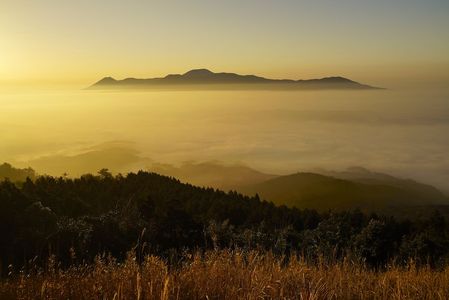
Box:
[1,1,449,191]
[1,0,448,88]
[2,86,449,194]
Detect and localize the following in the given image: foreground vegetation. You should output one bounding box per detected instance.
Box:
[1,170,449,270]
[1,250,448,299]
[1,169,449,298]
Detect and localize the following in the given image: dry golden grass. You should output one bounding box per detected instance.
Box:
[1,250,448,299]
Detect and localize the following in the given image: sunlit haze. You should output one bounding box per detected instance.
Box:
[1,1,449,192]
[0,0,448,88]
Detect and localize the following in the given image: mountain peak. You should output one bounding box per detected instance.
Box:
[95,77,117,85]
[321,76,355,83]
[182,69,214,77]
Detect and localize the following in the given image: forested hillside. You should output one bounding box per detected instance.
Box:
[1,170,448,275]
[240,172,449,213]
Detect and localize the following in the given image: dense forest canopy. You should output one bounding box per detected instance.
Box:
[1,169,448,275]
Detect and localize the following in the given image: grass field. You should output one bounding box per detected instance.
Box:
[1,250,448,299]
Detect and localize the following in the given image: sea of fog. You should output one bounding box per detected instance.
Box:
[1,87,449,192]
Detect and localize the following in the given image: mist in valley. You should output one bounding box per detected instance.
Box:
[1,87,449,193]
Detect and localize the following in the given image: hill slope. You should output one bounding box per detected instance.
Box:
[313,167,446,201]
[150,161,277,190]
[239,172,449,212]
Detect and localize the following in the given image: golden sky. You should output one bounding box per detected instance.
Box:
[1,0,448,87]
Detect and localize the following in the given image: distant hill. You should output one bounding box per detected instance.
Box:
[150,161,276,191]
[239,172,449,213]
[0,163,36,182]
[312,167,447,201]
[146,162,449,216]
[89,69,380,90]
[26,146,145,177]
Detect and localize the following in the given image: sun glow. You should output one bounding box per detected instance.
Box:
[0,1,447,87]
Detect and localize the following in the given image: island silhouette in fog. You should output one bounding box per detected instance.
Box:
[89,68,381,90]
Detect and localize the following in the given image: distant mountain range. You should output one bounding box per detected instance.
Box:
[147,162,449,217]
[89,69,381,90]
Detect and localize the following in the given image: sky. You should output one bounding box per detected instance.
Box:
[0,0,448,87]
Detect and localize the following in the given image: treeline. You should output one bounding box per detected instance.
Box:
[0,163,36,183]
[0,170,448,275]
